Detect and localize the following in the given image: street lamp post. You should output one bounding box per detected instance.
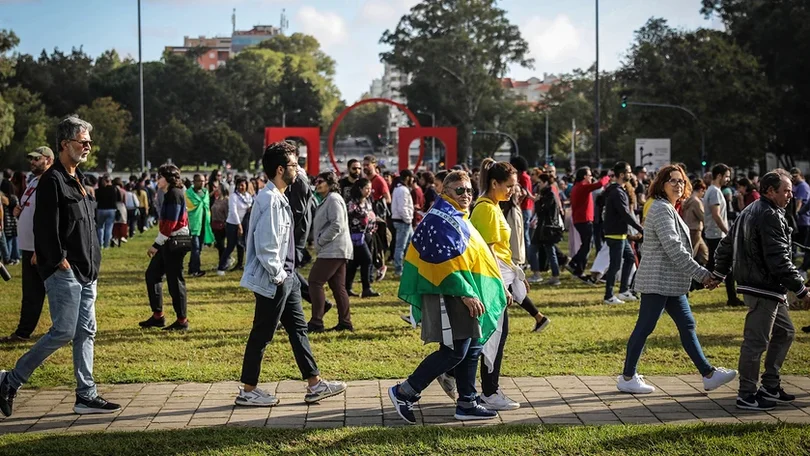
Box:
[594,0,601,170]
[472,130,519,158]
[545,110,550,165]
[282,109,301,128]
[137,0,145,173]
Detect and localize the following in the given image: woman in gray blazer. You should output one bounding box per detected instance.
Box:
[307,171,354,333]
[617,164,737,395]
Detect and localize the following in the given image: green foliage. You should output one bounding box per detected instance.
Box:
[150,117,192,167]
[193,122,252,171]
[1,86,52,170]
[335,93,389,146]
[0,94,13,149]
[381,0,533,165]
[76,97,133,170]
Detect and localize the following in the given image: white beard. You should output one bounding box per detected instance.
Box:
[69,148,88,164]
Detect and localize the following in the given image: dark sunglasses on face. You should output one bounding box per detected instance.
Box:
[70,139,93,148]
[315,179,325,184]
[450,186,473,196]
[27,156,42,162]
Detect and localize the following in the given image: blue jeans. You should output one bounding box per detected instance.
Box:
[8,268,98,399]
[543,243,560,276]
[5,236,19,262]
[96,209,116,248]
[623,293,713,377]
[399,338,483,404]
[604,238,635,300]
[393,221,413,274]
[189,235,202,274]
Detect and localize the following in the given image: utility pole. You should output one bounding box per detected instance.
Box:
[594,0,601,170]
[545,110,550,165]
[138,0,145,173]
[571,118,576,172]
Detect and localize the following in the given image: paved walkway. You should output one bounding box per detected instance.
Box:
[2,375,810,434]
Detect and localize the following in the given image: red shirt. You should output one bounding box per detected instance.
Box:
[370,174,389,202]
[570,176,610,224]
[518,172,534,211]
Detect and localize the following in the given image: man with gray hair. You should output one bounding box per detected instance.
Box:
[714,168,810,411]
[0,116,121,417]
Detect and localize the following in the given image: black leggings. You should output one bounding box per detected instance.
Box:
[145,246,188,319]
[346,241,373,291]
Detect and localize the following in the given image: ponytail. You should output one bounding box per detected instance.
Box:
[479,158,517,195]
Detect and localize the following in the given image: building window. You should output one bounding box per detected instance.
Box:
[208,64,216,70]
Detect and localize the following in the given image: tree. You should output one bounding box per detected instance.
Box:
[77,97,133,170]
[10,47,94,117]
[0,29,21,150]
[617,19,770,168]
[336,93,389,147]
[193,123,251,171]
[150,117,193,166]
[701,0,810,165]
[381,0,533,165]
[0,86,52,170]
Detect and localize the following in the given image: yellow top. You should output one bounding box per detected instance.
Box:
[642,198,654,222]
[470,196,513,266]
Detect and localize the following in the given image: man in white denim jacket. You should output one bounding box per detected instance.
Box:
[234,141,347,408]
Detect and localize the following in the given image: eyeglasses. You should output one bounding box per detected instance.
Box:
[667,179,687,186]
[314,179,325,184]
[27,156,42,162]
[449,186,473,196]
[69,139,93,148]
[283,163,298,169]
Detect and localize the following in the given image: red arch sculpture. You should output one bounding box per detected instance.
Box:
[398,127,458,171]
[328,98,423,173]
[264,127,321,176]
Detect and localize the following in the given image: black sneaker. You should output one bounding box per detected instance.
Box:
[362,289,380,298]
[138,316,165,328]
[347,290,360,297]
[758,386,796,404]
[190,271,206,278]
[727,297,745,307]
[73,395,122,415]
[162,321,189,331]
[307,323,325,333]
[387,385,416,424]
[0,333,30,343]
[454,401,498,421]
[325,301,333,314]
[533,316,551,333]
[802,325,810,333]
[736,392,776,411]
[0,370,17,417]
[328,323,354,332]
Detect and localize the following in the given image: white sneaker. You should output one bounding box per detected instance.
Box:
[616,374,655,394]
[436,373,457,400]
[617,291,638,302]
[604,296,625,305]
[304,379,347,403]
[217,270,226,276]
[479,389,520,411]
[527,273,543,284]
[546,277,561,286]
[703,367,737,391]
[234,387,279,406]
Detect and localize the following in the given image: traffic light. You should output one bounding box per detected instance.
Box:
[621,96,628,108]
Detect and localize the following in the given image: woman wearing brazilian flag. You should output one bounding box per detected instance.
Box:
[389,171,508,424]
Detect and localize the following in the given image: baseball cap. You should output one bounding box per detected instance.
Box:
[28,146,54,160]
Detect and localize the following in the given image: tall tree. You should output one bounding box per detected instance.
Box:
[0,29,20,149]
[193,123,252,170]
[76,97,133,170]
[150,117,193,166]
[380,0,533,165]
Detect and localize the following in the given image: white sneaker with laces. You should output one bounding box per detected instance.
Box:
[604,296,625,305]
[304,379,347,403]
[527,273,543,284]
[616,374,655,394]
[436,373,457,400]
[703,367,737,391]
[217,270,226,276]
[617,291,638,302]
[479,389,520,411]
[234,387,279,406]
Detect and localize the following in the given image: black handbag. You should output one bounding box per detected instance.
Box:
[166,235,193,253]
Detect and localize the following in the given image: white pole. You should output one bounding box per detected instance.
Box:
[138,0,146,173]
[570,118,576,172]
[545,111,549,165]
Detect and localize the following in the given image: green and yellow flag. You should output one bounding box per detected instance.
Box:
[397,196,507,344]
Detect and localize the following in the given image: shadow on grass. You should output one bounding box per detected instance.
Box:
[0,423,808,455]
[558,333,742,356]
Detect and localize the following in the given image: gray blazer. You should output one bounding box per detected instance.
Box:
[634,198,710,296]
[313,192,353,260]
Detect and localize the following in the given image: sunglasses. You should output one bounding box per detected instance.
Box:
[27,156,42,162]
[449,186,473,196]
[70,139,93,148]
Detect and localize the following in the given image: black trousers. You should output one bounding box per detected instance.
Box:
[14,250,46,339]
[481,309,509,396]
[145,246,188,319]
[240,274,320,386]
[346,241,373,292]
[706,236,738,302]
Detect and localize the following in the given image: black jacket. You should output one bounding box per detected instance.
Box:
[532,187,562,244]
[34,159,101,283]
[713,197,807,303]
[602,182,643,236]
[286,169,314,267]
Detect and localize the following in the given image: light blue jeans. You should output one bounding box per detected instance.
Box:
[393,221,413,275]
[96,209,116,248]
[8,268,98,399]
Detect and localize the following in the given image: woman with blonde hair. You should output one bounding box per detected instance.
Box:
[617,164,737,394]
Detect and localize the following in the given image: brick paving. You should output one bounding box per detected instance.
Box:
[2,375,810,434]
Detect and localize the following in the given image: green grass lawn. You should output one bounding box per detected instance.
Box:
[1,229,810,388]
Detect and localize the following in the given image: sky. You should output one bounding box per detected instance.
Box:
[1,0,723,103]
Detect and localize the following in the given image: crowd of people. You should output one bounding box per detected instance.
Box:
[0,113,807,423]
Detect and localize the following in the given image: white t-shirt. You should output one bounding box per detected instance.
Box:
[703,184,727,239]
[226,191,254,225]
[16,176,40,252]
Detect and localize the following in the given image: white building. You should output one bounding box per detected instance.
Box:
[382,63,410,144]
[500,73,560,105]
[369,78,383,98]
